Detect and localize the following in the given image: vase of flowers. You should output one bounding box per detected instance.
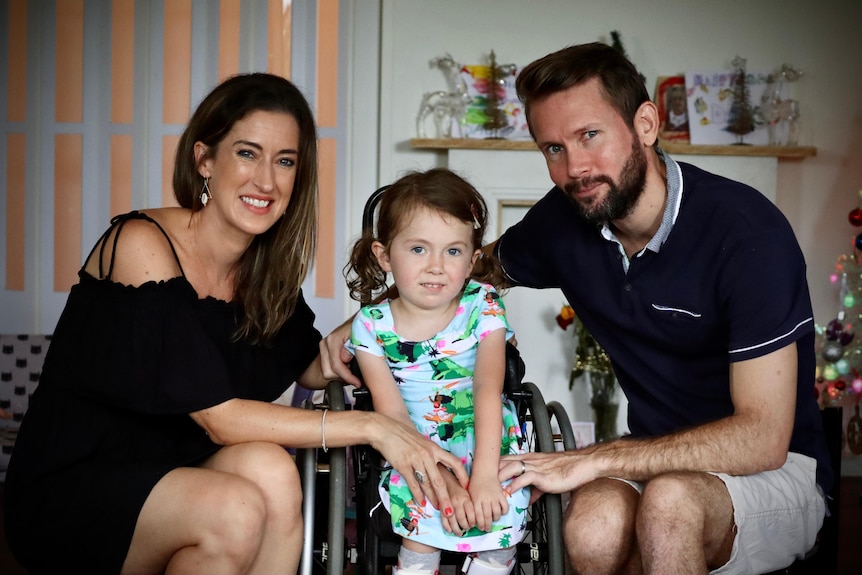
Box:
[556,304,620,442]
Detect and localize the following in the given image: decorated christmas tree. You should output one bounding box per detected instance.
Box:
[814,190,862,455]
[725,56,756,144]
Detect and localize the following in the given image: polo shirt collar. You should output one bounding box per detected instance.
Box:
[599,148,683,264]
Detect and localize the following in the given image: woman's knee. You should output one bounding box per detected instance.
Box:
[126,469,270,573]
[211,478,270,550]
[208,442,302,506]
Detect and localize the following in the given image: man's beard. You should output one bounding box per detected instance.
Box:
[563,136,648,225]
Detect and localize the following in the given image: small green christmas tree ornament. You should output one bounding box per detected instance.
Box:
[726,56,756,144]
[609,30,646,85]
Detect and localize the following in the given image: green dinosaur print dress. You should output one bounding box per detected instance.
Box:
[347,280,529,552]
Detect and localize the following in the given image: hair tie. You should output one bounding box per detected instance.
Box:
[470,203,481,230]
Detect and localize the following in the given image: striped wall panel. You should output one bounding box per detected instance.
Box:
[4,134,25,292]
[1,0,346,334]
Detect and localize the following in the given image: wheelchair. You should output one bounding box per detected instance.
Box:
[299,186,578,575]
[351,342,576,575]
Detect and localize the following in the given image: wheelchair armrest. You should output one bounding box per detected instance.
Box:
[504,341,526,394]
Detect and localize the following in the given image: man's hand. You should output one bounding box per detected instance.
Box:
[499,449,600,495]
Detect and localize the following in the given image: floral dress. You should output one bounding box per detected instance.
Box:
[347,280,529,552]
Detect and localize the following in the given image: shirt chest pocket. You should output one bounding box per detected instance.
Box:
[646,301,716,350]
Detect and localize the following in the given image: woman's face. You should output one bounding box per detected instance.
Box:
[195,109,300,238]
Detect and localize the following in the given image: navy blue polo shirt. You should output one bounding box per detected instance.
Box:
[496,154,831,492]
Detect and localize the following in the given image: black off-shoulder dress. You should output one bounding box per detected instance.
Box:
[4,212,321,573]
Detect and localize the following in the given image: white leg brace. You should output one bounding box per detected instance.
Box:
[461,555,516,575]
[392,565,438,575]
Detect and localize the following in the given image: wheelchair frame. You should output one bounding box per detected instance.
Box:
[297,381,349,575]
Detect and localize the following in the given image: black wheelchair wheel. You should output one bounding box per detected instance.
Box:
[517,381,566,575]
[547,400,577,451]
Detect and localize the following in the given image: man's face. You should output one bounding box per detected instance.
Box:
[529,78,648,225]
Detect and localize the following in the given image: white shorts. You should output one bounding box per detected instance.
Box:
[615,452,826,574]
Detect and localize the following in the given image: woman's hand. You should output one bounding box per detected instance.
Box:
[468,474,508,533]
[319,319,361,386]
[369,413,469,515]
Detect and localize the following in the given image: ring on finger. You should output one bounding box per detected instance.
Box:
[518,461,527,477]
[414,470,427,484]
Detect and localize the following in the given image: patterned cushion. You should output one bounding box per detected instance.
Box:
[0,334,51,475]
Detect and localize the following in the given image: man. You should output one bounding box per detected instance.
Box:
[490,43,830,575]
[322,42,830,575]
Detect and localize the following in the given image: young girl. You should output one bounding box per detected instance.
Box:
[344,168,530,575]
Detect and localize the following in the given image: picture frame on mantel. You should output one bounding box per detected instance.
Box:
[497,199,535,237]
[684,69,772,146]
[655,75,690,143]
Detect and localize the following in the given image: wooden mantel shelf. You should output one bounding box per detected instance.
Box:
[410,138,817,160]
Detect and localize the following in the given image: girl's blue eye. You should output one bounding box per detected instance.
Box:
[410,246,425,254]
[447,248,462,256]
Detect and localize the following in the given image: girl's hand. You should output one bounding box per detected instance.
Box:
[437,465,476,536]
[467,474,509,533]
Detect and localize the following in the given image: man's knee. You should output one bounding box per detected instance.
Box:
[638,471,726,526]
[564,479,639,573]
[636,471,734,566]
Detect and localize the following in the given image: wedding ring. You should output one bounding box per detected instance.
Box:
[518,461,527,477]
[414,470,426,484]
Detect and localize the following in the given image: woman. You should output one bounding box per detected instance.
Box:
[4,73,466,575]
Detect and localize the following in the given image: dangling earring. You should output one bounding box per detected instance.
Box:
[199,177,211,207]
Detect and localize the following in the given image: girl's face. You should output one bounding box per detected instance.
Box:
[194,110,300,238]
[373,206,480,313]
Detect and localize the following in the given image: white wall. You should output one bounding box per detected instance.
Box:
[346,0,862,435]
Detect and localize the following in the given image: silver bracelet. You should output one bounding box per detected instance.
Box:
[321,409,329,453]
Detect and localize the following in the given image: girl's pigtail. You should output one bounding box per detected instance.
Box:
[345,235,388,303]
